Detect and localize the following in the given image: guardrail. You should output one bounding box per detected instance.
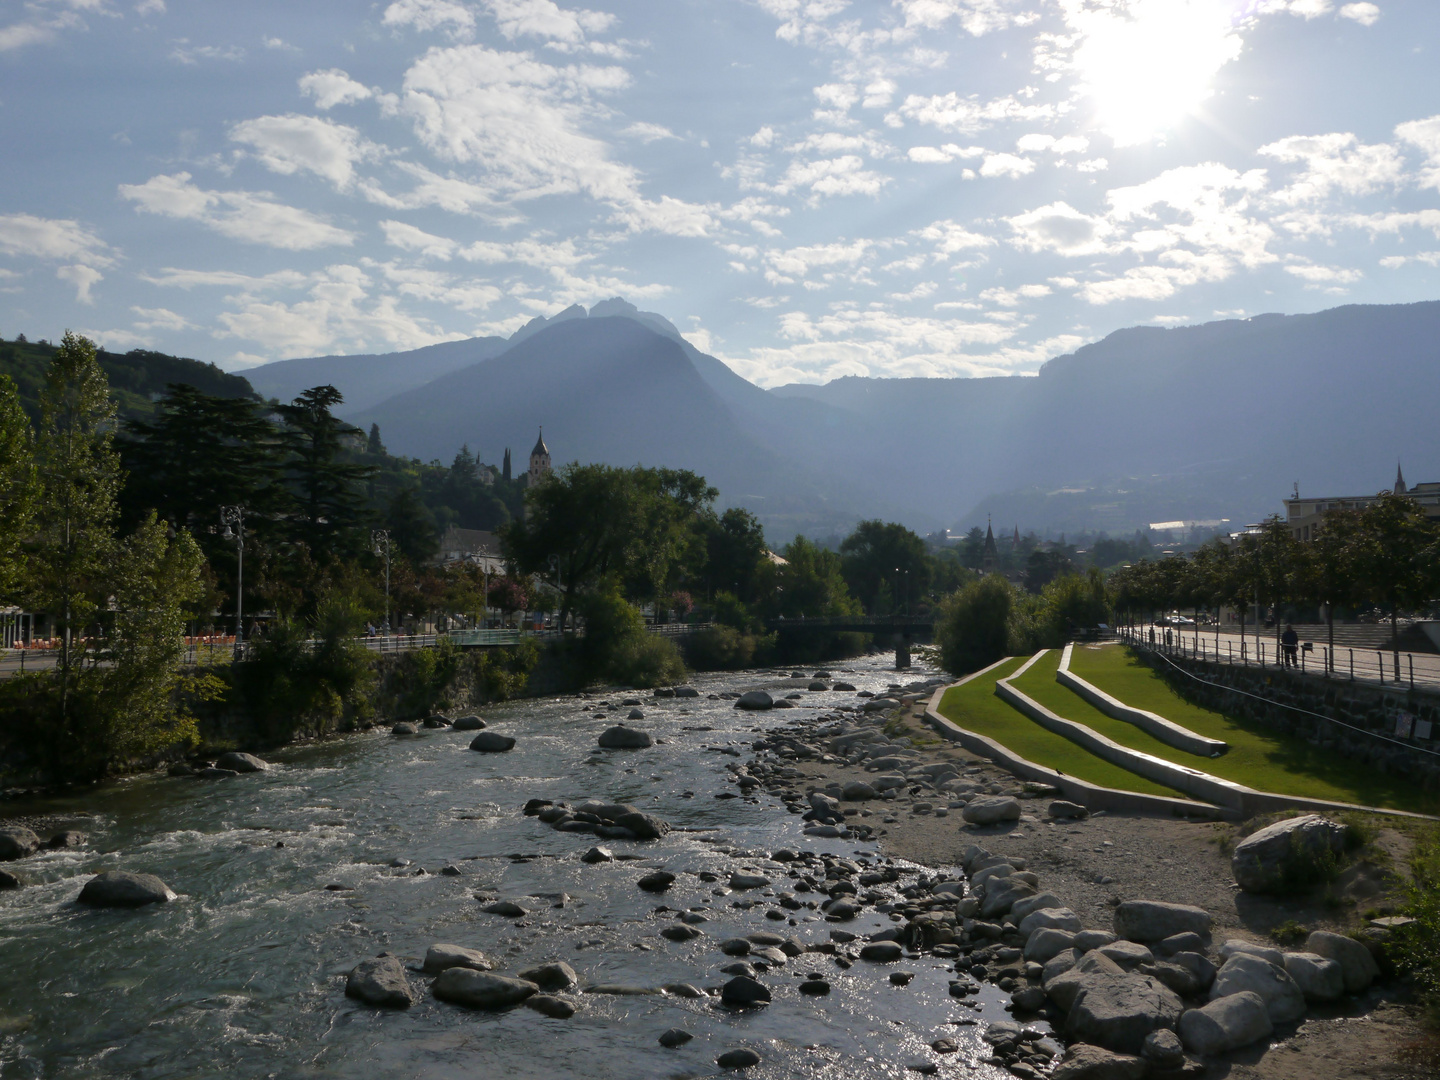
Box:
[1121,624,1440,692]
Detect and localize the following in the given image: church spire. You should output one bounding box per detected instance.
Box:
[1395,461,1407,495]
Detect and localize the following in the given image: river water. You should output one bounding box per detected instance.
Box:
[0,656,1021,1080]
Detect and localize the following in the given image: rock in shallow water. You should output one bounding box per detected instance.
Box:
[721,976,770,1006]
[0,869,25,889]
[524,994,576,1018]
[637,871,676,892]
[734,691,773,710]
[580,846,613,864]
[422,943,491,975]
[453,715,485,730]
[717,1048,762,1069]
[597,726,653,749]
[469,732,516,752]
[77,870,176,908]
[391,722,417,735]
[518,962,578,991]
[215,751,268,772]
[345,955,417,1008]
[0,827,39,861]
[658,1028,693,1047]
[432,968,538,1009]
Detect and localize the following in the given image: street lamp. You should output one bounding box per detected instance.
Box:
[220,505,245,659]
[895,566,910,616]
[372,529,392,636]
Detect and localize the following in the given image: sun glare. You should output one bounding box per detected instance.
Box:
[1072,0,1249,146]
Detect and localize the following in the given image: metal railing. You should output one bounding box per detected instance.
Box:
[1116,628,1440,760]
[1119,625,1440,693]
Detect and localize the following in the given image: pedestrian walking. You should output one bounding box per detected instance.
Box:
[1282,623,1299,667]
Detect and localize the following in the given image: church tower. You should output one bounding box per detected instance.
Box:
[982,517,999,574]
[528,427,551,486]
[502,448,511,482]
[1395,462,1408,495]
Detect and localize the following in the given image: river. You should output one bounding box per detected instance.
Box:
[0,656,1021,1079]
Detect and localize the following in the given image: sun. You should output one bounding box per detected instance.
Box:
[1071,0,1250,146]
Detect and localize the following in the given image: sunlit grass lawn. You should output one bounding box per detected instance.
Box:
[1064,644,1440,815]
[936,657,1190,800]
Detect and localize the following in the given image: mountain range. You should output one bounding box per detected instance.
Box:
[244,298,1440,542]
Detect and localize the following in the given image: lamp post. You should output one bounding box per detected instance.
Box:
[895,567,910,616]
[372,529,392,636]
[220,505,245,659]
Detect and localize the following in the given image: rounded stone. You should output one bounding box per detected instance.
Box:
[469,732,516,752]
[658,1028,694,1048]
[721,976,771,1006]
[598,726,653,749]
[77,870,176,908]
[717,1048,762,1069]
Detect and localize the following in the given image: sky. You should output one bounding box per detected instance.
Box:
[2,0,1440,388]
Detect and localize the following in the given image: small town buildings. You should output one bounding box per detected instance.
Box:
[435,526,504,573]
[1284,465,1440,542]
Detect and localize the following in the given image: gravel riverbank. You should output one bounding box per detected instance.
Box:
[735,679,1431,1080]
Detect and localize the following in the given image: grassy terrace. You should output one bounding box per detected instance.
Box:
[1062,644,1440,815]
[936,657,1190,800]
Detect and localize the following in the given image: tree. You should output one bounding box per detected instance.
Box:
[31,332,121,710]
[839,520,930,614]
[1350,492,1438,680]
[759,536,861,619]
[936,574,1016,674]
[0,373,38,600]
[1303,508,1365,673]
[384,485,439,566]
[85,513,209,777]
[703,507,768,602]
[504,463,716,627]
[275,386,374,564]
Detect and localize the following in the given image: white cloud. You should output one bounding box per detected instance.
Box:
[980,283,1051,306]
[359,161,507,216]
[814,82,859,113]
[914,219,995,259]
[118,172,357,250]
[1006,201,1112,255]
[380,219,459,259]
[135,0,166,14]
[395,43,704,232]
[382,0,476,36]
[1284,260,1362,284]
[169,41,246,65]
[1338,2,1380,25]
[482,0,616,45]
[0,213,114,266]
[1395,115,1440,190]
[230,114,381,191]
[215,263,463,357]
[894,0,1033,36]
[1016,133,1089,155]
[775,156,888,198]
[763,239,871,283]
[80,328,155,351]
[979,152,1034,178]
[263,36,299,52]
[750,126,777,148]
[890,92,1059,134]
[622,122,677,143]
[131,306,193,331]
[907,143,985,163]
[57,264,103,303]
[299,69,373,109]
[1259,132,1405,203]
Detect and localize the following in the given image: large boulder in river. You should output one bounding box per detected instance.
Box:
[0,869,24,889]
[215,751,267,773]
[453,715,485,730]
[432,968,538,1009]
[391,722,417,735]
[0,827,40,861]
[422,944,492,975]
[597,726,653,749]
[346,955,418,1008]
[734,691,773,710]
[518,962,578,991]
[1231,815,1348,894]
[78,870,176,908]
[469,732,516,752]
[615,812,670,840]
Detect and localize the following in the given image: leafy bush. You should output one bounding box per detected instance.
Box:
[610,633,687,689]
[385,636,464,720]
[1392,838,1440,1003]
[936,575,1018,674]
[238,592,374,743]
[574,581,686,687]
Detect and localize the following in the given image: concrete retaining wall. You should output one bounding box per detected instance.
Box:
[1056,643,1228,756]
